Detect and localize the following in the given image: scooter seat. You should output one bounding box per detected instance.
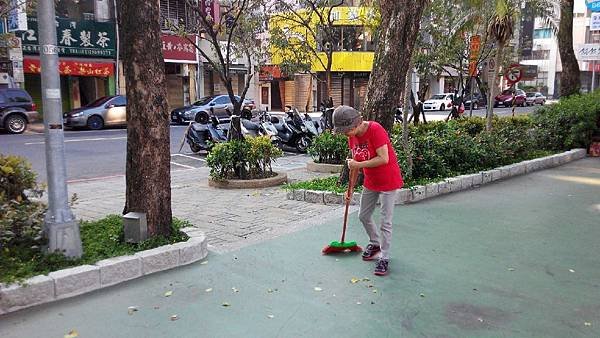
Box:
[191,123,208,131]
[242,119,260,131]
[274,123,286,132]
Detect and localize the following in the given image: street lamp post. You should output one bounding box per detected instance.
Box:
[38,0,82,257]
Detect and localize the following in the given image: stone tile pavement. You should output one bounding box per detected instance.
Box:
[66,165,349,253]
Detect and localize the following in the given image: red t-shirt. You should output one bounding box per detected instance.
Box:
[348,121,403,191]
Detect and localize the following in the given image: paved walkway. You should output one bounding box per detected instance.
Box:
[2,157,599,337]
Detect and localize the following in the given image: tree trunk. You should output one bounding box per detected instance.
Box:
[486,42,504,131]
[363,0,428,133]
[558,0,580,97]
[118,0,172,236]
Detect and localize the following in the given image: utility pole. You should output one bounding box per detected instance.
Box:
[38,0,82,258]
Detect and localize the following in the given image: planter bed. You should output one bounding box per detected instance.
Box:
[208,172,288,189]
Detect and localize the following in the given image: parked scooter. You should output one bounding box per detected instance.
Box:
[186,108,230,153]
[270,107,313,152]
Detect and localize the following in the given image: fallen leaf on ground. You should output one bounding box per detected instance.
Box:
[164,291,173,297]
[154,306,160,310]
[267,288,274,293]
[569,269,575,273]
[356,301,362,305]
[362,277,370,282]
[366,284,374,288]
[335,259,340,262]
[64,330,78,338]
[205,288,213,293]
[170,315,178,321]
[584,322,591,326]
[419,293,425,298]
[372,289,378,293]
[314,287,323,292]
[507,268,515,272]
[350,278,360,284]
[232,287,239,293]
[127,306,138,315]
[222,302,231,307]
[200,261,208,265]
[477,317,484,322]
[267,314,275,319]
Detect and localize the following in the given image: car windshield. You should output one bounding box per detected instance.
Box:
[526,93,535,97]
[431,94,446,100]
[192,96,214,106]
[85,96,113,107]
[501,90,513,95]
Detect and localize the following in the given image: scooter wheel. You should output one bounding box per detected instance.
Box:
[190,143,202,153]
[295,136,311,153]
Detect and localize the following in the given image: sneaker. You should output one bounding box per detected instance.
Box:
[374,259,389,276]
[362,244,381,261]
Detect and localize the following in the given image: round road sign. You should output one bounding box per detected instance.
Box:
[504,64,522,83]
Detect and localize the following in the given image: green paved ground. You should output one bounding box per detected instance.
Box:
[1,158,599,338]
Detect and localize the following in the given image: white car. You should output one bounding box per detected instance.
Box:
[423,93,455,111]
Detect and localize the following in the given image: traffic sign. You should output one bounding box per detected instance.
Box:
[586,0,600,12]
[487,59,495,73]
[504,64,522,84]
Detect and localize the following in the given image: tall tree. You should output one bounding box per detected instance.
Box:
[557,0,580,97]
[117,0,172,236]
[362,0,429,132]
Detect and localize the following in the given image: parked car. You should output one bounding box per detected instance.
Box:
[494,89,526,107]
[463,93,487,110]
[0,88,38,134]
[170,95,256,124]
[63,95,127,130]
[423,93,454,111]
[525,92,546,106]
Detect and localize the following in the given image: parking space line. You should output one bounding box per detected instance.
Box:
[170,161,196,169]
[171,153,206,162]
[25,136,127,145]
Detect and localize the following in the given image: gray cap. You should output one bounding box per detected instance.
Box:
[332,105,361,134]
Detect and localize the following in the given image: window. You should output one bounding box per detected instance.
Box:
[111,96,127,106]
[56,0,96,21]
[531,49,550,60]
[214,96,231,104]
[533,28,552,39]
[6,90,31,103]
[160,0,198,32]
[586,28,600,44]
[318,25,375,52]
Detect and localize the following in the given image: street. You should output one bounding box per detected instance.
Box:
[0,105,541,183]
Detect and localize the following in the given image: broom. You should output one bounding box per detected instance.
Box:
[322,167,362,254]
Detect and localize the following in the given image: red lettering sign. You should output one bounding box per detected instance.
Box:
[23,59,114,77]
[162,34,197,62]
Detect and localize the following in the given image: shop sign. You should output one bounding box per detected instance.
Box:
[24,59,115,77]
[8,0,27,32]
[586,0,600,12]
[21,17,116,58]
[576,44,600,60]
[591,12,600,31]
[162,34,197,62]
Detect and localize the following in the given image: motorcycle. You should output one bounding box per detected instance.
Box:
[185,107,230,153]
[270,107,313,153]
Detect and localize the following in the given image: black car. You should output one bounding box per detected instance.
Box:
[463,93,486,110]
[170,95,256,124]
[0,88,38,134]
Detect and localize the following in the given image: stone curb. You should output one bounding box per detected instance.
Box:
[0,228,207,315]
[286,149,587,206]
[306,160,343,173]
[208,172,288,189]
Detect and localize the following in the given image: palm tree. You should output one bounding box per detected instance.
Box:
[485,0,516,131]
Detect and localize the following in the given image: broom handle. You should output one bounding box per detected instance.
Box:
[341,168,359,243]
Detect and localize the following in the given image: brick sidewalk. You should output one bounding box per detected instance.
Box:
[67,166,345,253]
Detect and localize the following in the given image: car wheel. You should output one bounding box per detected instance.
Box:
[4,114,27,134]
[195,111,209,124]
[87,115,104,130]
[439,104,445,111]
[540,100,545,105]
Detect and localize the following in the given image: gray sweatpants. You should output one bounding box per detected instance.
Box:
[358,187,399,260]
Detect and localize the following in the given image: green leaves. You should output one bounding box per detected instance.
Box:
[307,131,349,164]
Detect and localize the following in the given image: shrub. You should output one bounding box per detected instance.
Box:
[207,136,283,180]
[0,154,46,250]
[307,131,349,164]
[532,90,600,150]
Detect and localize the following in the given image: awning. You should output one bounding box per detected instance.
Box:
[24,58,114,77]
[259,65,283,81]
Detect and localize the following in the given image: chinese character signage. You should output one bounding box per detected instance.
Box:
[21,17,116,58]
[23,59,115,77]
[8,0,27,32]
[591,13,600,31]
[162,34,197,63]
[576,44,600,61]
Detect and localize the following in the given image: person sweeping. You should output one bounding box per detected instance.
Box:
[332,106,403,276]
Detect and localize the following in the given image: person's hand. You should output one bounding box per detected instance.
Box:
[347,159,362,170]
[344,190,352,202]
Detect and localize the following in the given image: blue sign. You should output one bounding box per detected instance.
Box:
[587,0,600,12]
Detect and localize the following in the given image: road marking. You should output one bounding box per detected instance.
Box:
[170,161,196,169]
[171,153,206,162]
[25,136,127,145]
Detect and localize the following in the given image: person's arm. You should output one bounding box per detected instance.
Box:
[348,144,388,170]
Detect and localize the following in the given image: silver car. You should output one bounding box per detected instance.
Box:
[525,92,546,106]
[63,95,127,130]
[170,95,256,124]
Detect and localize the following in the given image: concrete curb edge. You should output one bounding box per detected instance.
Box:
[286,149,588,206]
[0,228,208,315]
